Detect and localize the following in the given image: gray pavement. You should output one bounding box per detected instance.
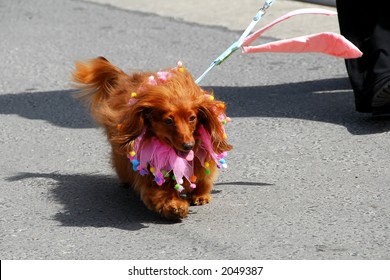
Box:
[86,0,339,39]
[1,0,390,260]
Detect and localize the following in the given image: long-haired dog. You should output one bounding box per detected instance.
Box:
[72,57,232,220]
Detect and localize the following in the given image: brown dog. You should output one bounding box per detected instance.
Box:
[72,57,232,220]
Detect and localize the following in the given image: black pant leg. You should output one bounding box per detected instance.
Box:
[336,0,390,112]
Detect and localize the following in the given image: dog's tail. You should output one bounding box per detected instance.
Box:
[72,56,125,108]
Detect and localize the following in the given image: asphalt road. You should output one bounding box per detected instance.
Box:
[1,0,390,260]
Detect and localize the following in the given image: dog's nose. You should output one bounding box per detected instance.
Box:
[182,142,194,151]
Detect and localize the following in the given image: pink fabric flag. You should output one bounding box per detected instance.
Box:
[242,8,362,59]
[243,32,362,58]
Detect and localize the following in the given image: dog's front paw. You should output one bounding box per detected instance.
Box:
[159,199,189,220]
[189,194,211,206]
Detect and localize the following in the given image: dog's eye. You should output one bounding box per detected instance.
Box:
[164,118,174,125]
[189,116,196,123]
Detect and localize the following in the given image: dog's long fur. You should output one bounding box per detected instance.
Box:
[72,57,232,220]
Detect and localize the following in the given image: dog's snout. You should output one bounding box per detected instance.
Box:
[182,142,194,151]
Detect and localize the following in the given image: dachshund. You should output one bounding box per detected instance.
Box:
[72,57,232,220]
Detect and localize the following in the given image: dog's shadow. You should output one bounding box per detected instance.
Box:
[7,172,164,230]
[6,172,271,230]
[0,89,95,129]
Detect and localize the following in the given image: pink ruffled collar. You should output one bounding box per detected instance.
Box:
[127,125,228,192]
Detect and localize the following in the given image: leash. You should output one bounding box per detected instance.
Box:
[195,0,275,84]
[195,1,363,85]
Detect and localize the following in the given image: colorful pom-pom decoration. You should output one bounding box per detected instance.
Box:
[128,98,137,106]
[176,61,185,73]
[174,184,184,192]
[176,178,184,185]
[157,71,172,82]
[148,75,157,85]
[155,173,164,186]
[131,159,140,171]
[219,158,228,169]
[139,169,149,176]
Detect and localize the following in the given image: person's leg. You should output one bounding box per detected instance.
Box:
[336,0,390,113]
[369,20,390,110]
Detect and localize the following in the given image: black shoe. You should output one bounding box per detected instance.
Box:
[372,105,390,117]
[371,80,390,107]
[371,79,390,116]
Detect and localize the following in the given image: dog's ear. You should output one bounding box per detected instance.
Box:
[198,96,233,154]
[110,99,154,152]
